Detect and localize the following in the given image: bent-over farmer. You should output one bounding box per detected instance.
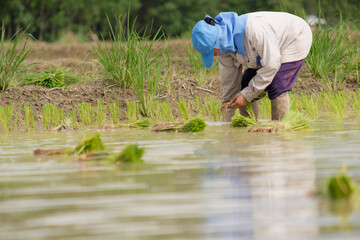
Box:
[191,11,312,121]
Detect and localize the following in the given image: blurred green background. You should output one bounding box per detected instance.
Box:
[1,0,359,41]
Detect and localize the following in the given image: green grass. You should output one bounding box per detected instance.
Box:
[0,23,33,91]
[21,67,82,88]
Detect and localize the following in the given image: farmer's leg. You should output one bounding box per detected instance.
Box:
[271,92,289,120]
[267,59,305,120]
[239,68,259,119]
[219,59,243,122]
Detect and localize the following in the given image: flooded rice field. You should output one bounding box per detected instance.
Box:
[1,121,360,240]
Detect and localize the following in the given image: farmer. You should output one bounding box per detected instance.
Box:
[191,11,312,121]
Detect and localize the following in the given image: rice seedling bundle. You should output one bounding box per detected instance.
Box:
[231,115,258,127]
[77,103,95,125]
[324,167,357,200]
[181,117,206,132]
[96,98,106,126]
[73,133,105,155]
[152,117,206,132]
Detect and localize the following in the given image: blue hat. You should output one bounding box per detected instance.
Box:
[191,20,218,68]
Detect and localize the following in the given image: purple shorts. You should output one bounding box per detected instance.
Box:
[241,59,305,100]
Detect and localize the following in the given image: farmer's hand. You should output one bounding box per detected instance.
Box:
[229,92,247,109]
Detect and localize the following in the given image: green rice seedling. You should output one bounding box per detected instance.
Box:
[160,101,174,122]
[258,97,271,120]
[96,98,106,126]
[297,94,319,120]
[23,105,36,132]
[177,99,191,121]
[109,102,119,124]
[13,104,23,130]
[98,144,144,164]
[192,96,207,117]
[151,117,206,132]
[350,89,360,117]
[0,101,14,132]
[281,111,310,131]
[77,103,95,125]
[21,67,82,88]
[181,117,206,132]
[120,118,151,128]
[74,133,105,156]
[42,103,64,130]
[0,23,33,91]
[126,100,137,123]
[91,12,170,116]
[324,167,356,200]
[248,111,309,132]
[231,115,258,127]
[324,91,347,121]
[206,96,222,121]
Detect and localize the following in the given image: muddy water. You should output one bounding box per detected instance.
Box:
[1,121,360,240]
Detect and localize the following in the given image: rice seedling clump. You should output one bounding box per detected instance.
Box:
[231,115,258,127]
[181,117,206,132]
[324,171,356,200]
[112,144,144,163]
[74,133,105,155]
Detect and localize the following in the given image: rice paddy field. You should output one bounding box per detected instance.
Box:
[1,20,360,239]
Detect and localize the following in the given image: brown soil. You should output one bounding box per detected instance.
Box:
[1,40,359,125]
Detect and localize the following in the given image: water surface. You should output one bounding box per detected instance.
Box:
[1,121,360,240]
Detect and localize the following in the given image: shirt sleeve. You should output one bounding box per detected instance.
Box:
[240,25,281,102]
[216,54,243,103]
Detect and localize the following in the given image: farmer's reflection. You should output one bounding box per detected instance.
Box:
[202,134,318,239]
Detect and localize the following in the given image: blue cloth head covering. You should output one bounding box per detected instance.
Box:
[191,20,218,68]
[210,12,248,56]
[192,12,248,68]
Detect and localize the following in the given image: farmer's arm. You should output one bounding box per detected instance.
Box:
[216,54,243,103]
[240,26,281,102]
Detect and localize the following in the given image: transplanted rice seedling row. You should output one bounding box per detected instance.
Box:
[2,92,360,133]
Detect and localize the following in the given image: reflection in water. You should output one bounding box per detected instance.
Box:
[201,131,318,239]
[0,123,360,239]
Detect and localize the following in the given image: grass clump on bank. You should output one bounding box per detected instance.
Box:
[0,23,33,92]
[20,67,82,88]
[91,12,170,117]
